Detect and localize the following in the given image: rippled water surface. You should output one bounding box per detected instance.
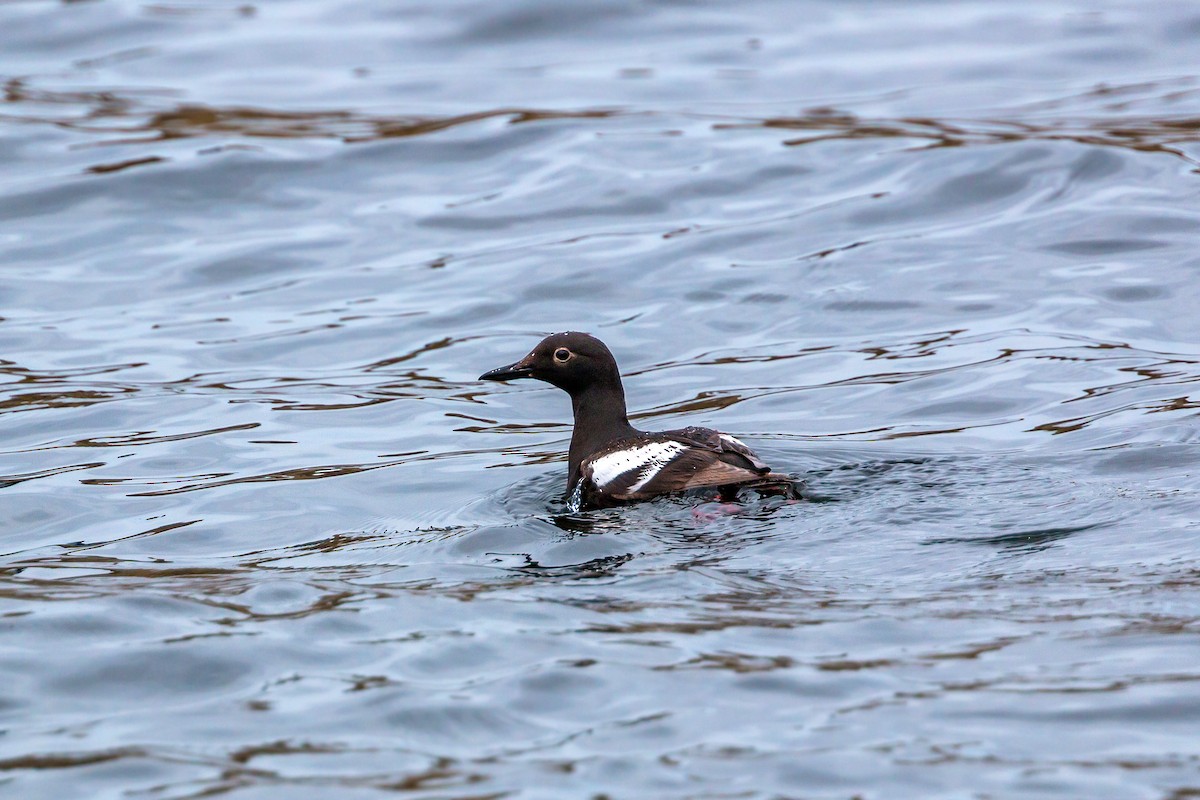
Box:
[3,1,1200,798]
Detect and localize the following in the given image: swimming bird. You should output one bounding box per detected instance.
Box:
[479,331,792,509]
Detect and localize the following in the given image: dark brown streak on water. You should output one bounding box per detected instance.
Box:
[714,103,1200,168]
[30,101,623,147]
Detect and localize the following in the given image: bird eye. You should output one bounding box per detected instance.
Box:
[554,348,572,362]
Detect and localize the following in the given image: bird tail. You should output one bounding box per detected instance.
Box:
[720,473,806,502]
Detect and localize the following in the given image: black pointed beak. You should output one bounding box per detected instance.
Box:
[479,358,534,382]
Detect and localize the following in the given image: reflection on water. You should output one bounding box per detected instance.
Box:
[3,0,1200,798]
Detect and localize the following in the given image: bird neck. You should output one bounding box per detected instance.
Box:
[567,381,637,491]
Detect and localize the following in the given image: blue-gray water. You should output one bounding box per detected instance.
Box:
[2,2,1199,798]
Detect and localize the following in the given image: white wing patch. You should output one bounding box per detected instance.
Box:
[588,441,686,491]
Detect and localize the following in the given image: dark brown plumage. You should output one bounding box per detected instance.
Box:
[479,332,790,509]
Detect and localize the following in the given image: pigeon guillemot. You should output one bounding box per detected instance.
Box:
[479,331,791,509]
